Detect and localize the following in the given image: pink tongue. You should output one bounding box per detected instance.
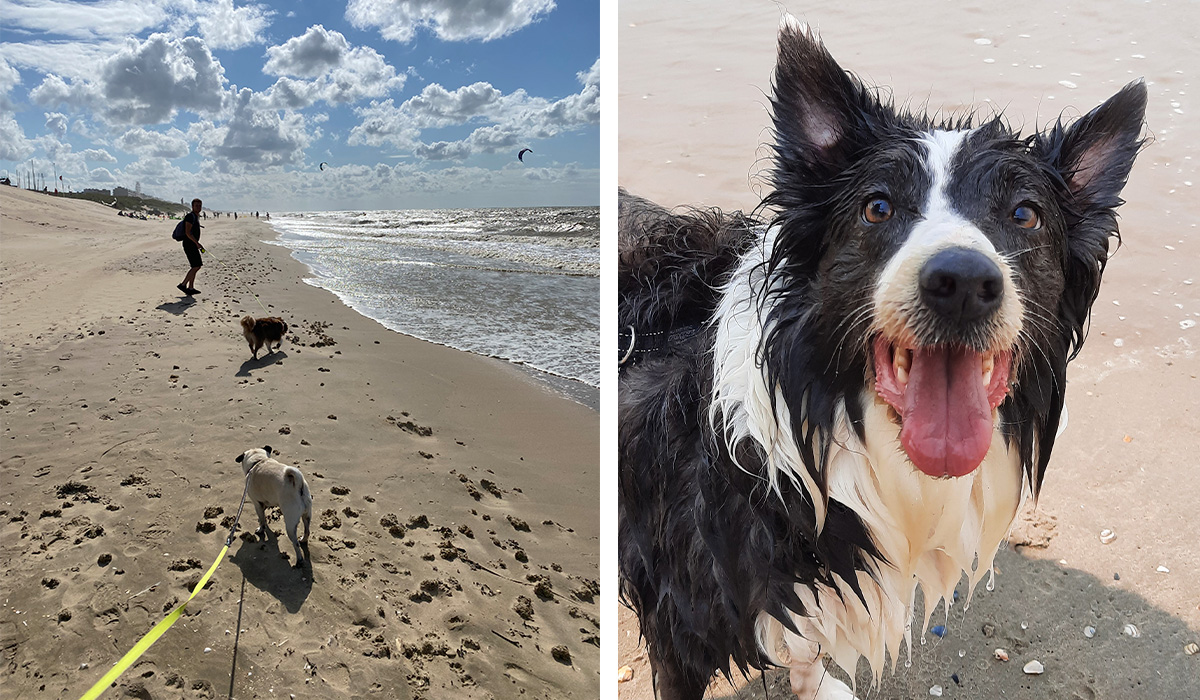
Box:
[901,346,993,477]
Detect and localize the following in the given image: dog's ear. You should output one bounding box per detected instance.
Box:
[771,19,892,178]
[1023,80,1146,496]
[235,453,244,463]
[1037,80,1147,361]
[1048,80,1147,212]
[263,445,272,455]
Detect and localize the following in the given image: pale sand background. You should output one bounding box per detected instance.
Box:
[0,186,599,699]
[619,1,1199,698]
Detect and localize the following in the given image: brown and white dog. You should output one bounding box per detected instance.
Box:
[240,316,288,359]
[235,446,312,567]
[618,19,1146,700]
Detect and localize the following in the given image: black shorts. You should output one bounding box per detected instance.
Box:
[183,243,203,268]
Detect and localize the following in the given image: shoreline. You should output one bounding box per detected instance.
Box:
[261,218,600,408]
[0,185,600,698]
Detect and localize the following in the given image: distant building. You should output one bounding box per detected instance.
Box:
[113,186,141,198]
[83,188,111,196]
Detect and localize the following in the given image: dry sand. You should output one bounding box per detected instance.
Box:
[0,186,599,699]
[619,1,1199,698]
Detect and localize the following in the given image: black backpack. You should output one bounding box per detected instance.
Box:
[171,218,187,241]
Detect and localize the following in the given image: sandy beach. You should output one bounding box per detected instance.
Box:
[0,186,599,699]
[618,1,1199,698]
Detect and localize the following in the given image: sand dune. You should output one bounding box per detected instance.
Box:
[0,185,599,699]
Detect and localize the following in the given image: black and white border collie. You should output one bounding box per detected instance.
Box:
[618,19,1146,700]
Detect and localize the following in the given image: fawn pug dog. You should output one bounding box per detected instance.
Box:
[236,446,312,567]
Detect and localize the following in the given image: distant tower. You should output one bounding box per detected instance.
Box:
[135,181,142,195]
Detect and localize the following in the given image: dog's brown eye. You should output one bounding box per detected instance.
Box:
[863,197,893,224]
[1012,204,1041,230]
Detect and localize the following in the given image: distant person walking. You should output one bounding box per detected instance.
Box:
[177,198,205,295]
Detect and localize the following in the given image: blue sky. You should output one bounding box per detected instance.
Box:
[0,0,599,210]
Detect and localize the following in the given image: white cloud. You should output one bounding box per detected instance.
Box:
[401,81,505,127]
[44,111,68,137]
[31,34,228,126]
[101,34,227,124]
[116,126,190,158]
[0,0,172,41]
[348,58,598,160]
[202,88,310,167]
[0,57,21,111]
[0,114,35,161]
[345,0,555,43]
[88,166,117,182]
[259,26,405,108]
[82,147,118,162]
[29,73,97,110]
[264,24,348,78]
[194,0,272,51]
[0,40,122,82]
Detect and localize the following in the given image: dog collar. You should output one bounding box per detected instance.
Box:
[617,324,704,369]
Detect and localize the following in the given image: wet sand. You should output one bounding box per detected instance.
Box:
[0,186,599,699]
[618,1,1199,697]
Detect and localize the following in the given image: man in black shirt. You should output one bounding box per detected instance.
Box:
[178,198,205,295]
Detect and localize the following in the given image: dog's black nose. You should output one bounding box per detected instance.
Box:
[919,247,1004,323]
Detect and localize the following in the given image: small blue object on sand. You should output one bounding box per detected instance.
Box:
[931,625,947,638]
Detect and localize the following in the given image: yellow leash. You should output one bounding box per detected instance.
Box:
[78,545,228,700]
[79,467,257,699]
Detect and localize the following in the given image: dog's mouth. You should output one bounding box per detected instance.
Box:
[872,335,1013,478]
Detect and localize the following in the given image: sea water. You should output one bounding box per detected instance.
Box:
[267,207,599,403]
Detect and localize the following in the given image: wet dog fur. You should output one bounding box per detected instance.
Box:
[618,20,1146,700]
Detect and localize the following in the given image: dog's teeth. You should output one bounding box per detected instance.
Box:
[893,347,911,386]
[982,354,995,386]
